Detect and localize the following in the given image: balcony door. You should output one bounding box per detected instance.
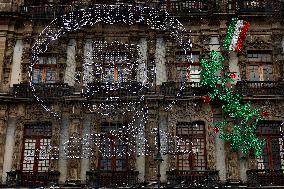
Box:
[21,122,52,186]
[256,121,284,170]
[176,121,207,171]
[98,122,129,186]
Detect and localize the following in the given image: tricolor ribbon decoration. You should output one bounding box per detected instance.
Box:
[223,17,250,52]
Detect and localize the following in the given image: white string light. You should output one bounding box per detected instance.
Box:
[29,4,194,158]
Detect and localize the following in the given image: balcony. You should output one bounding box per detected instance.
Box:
[161,0,209,16]
[86,170,139,188]
[236,81,284,96]
[13,83,74,99]
[82,81,146,99]
[6,170,60,187]
[19,4,73,19]
[166,170,219,187]
[237,0,281,15]
[247,169,284,187]
[161,81,209,97]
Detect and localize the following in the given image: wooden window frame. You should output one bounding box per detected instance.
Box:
[255,121,283,170]
[33,56,57,83]
[99,122,129,172]
[175,51,201,82]
[102,52,131,83]
[246,50,274,81]
[176,121,207,171]
[21,122,52,173]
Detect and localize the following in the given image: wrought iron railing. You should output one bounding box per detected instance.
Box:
[161,81,209,97]
[6,170,60,187]
[13,82,74,98]
[237,0,281,13]
[19,5,73,19]
[86,170,139,188]
[236,81,284,96]
[82,81,146,99]
[161,0,209,15]
[247,169,284,187]
[166,170,219,187]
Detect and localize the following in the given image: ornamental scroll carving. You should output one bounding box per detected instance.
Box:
[12,116,25,170]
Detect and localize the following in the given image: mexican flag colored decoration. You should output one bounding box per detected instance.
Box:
[223,17,250,52]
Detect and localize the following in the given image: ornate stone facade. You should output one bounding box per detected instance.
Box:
[0,0,283,188]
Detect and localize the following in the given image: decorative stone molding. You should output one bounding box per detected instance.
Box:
[246,36,272,50]
[67,115,83,180]
[11,116,25,170]
[167,101,216,170]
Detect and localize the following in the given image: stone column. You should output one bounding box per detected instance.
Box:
[155,38,167,86]
[2,117,16,183]
[137,38,147,85]
[58,111,69,184]
[146,31,157,93]
[159,111,168,183]
[83,38,93,85]
[49,105,62,172]
[64,39,77,86]
[0,31,7,92]
[135,113,146,183]
[10,39,23,87]
[0,104,8,181]
[212,112,226,182]
[80,114,92,183]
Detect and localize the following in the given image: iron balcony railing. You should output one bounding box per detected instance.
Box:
[166,170,219,187]
[236,81,284,96]
[13,82,74,99]
[86,170,139,188]
[19,5,73,19]
[247,169,284,187]
[82,81,147,99]
[237,0,281,13]
[161,81,209,97]
[161,0,209,16]
[6,170,60,187]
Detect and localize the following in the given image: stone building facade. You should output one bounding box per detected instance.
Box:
[0,0,283,188]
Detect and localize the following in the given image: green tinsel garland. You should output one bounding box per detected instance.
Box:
[200,50,266,156]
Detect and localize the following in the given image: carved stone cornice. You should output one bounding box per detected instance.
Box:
[246,36,272,50]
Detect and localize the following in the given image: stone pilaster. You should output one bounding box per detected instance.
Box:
[21,21,34,82]
[2,35,16,91]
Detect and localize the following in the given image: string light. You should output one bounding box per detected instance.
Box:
[28,4,196,159]
[30,4,192,118]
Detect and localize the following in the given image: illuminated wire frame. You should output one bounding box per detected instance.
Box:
[30,4,194,158]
